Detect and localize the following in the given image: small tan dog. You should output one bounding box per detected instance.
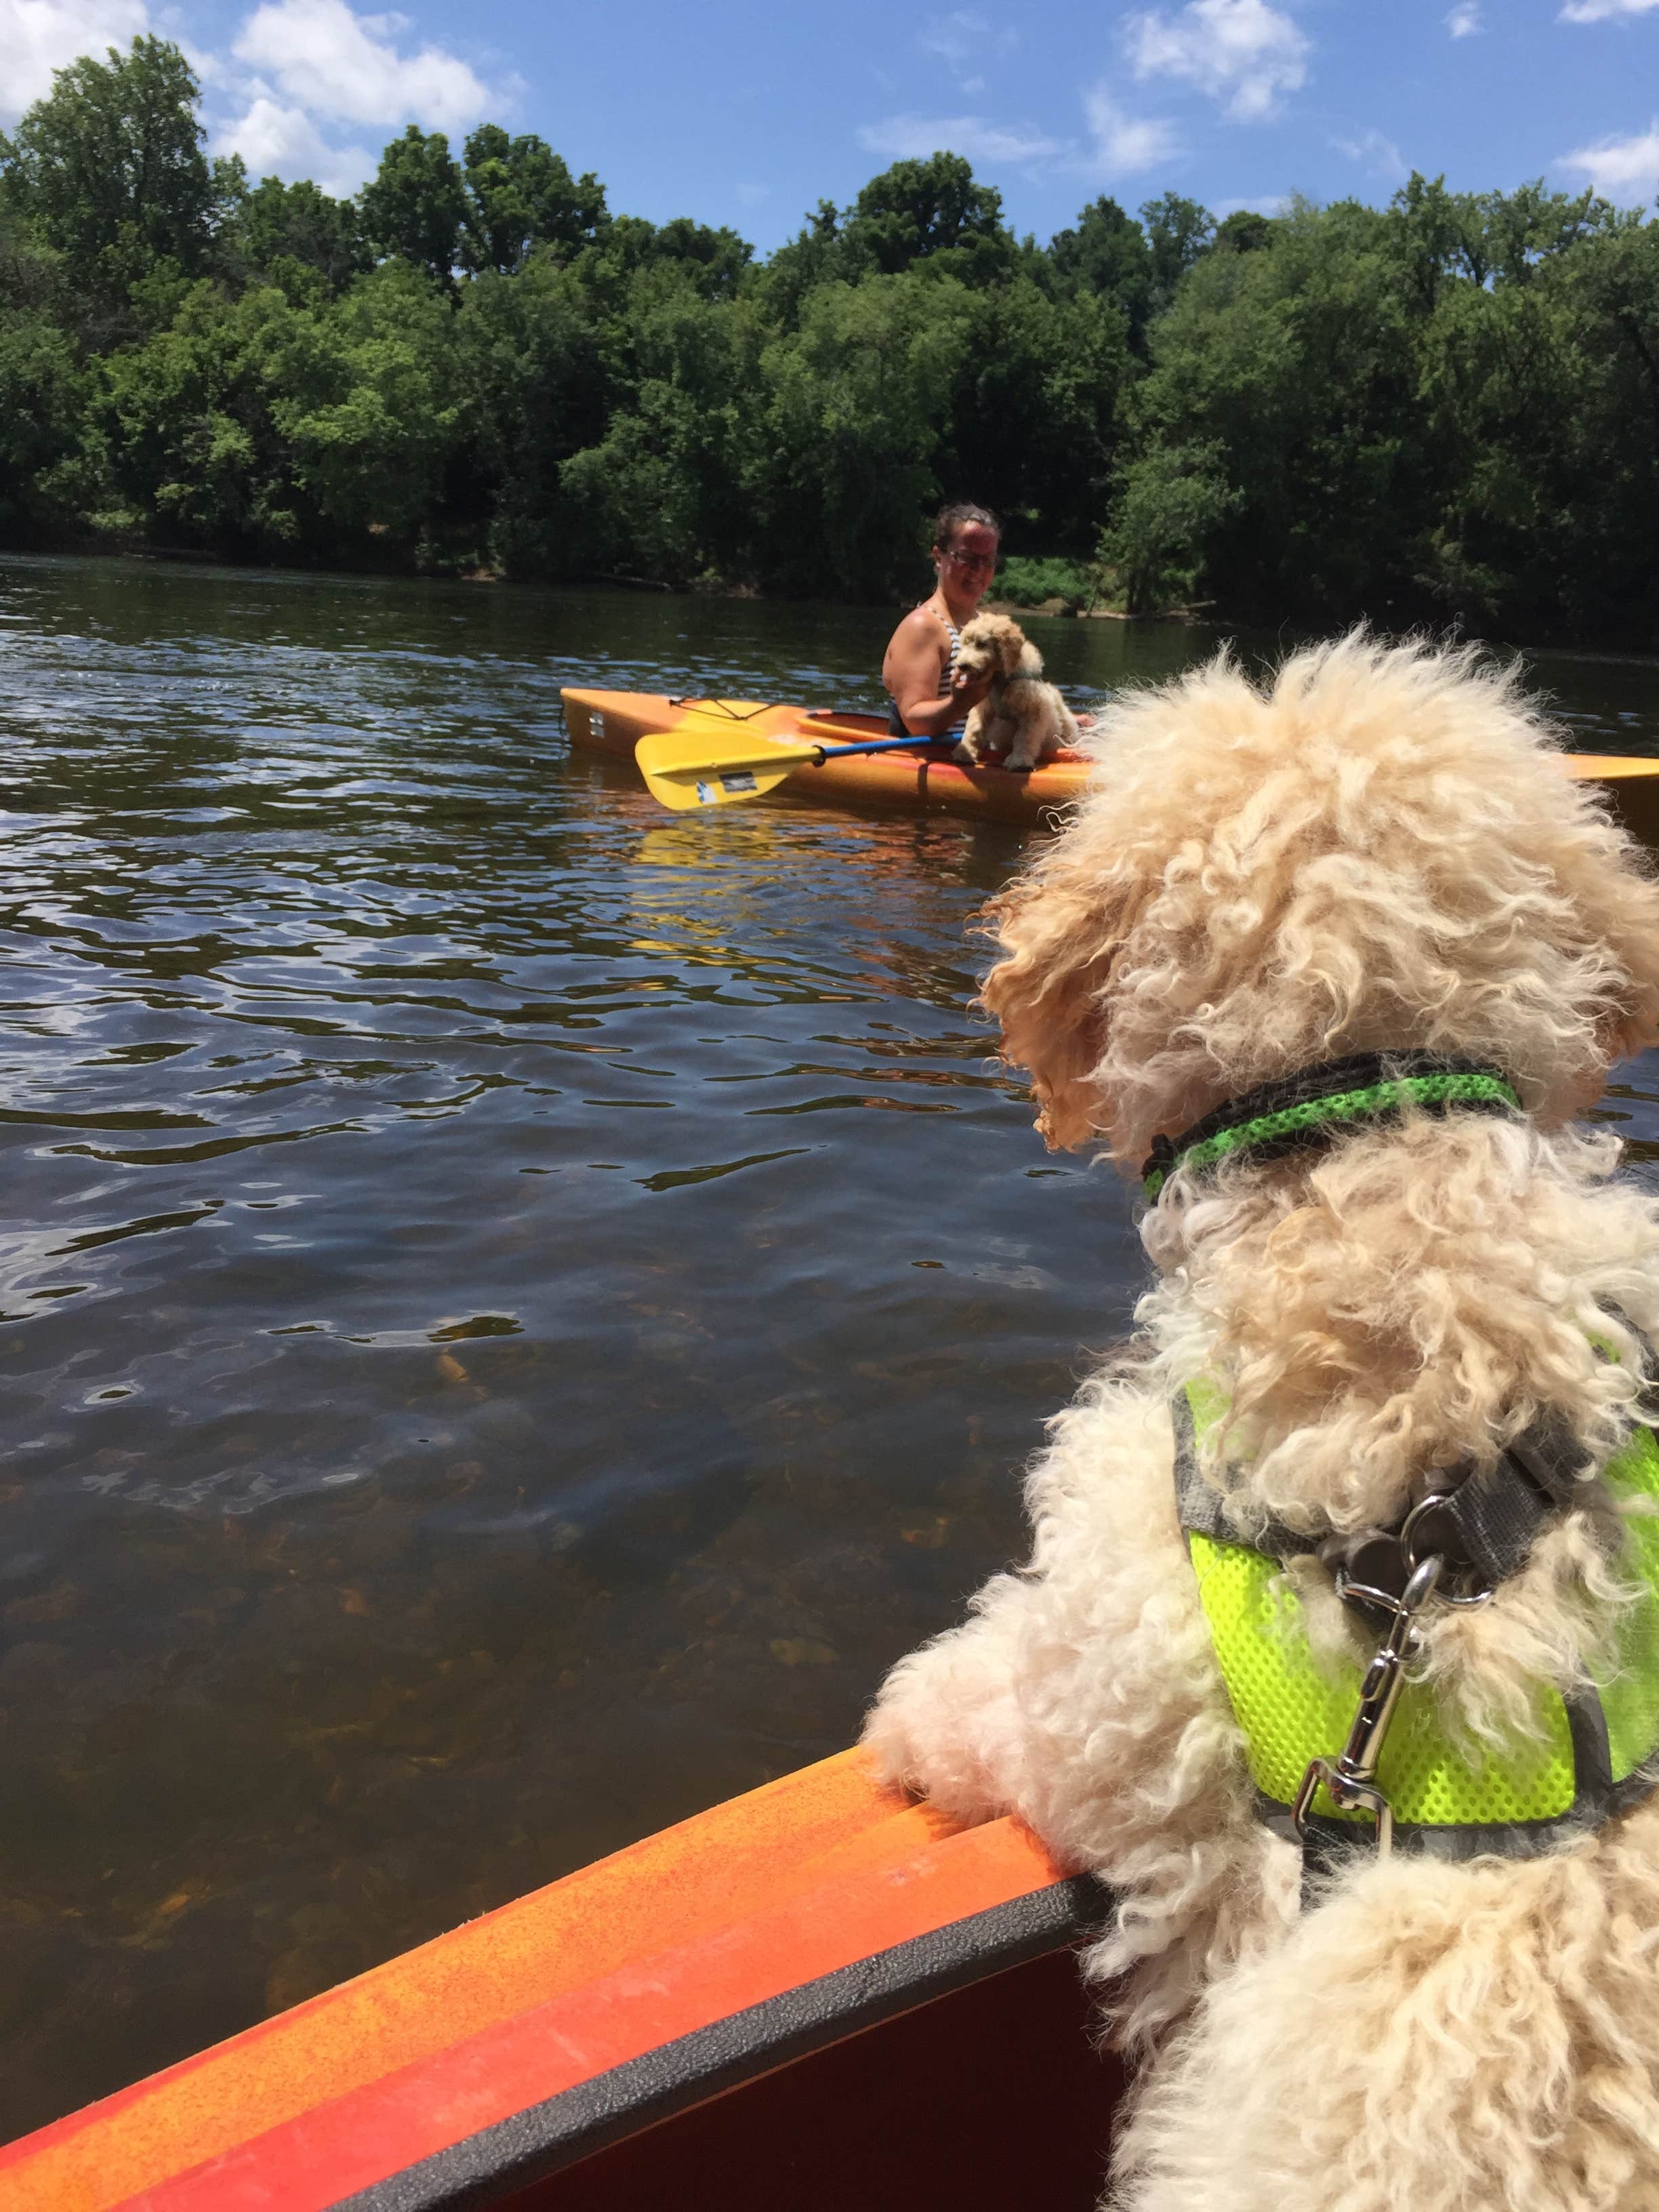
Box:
[952,611,1082,772]
[865,634,1659,2211]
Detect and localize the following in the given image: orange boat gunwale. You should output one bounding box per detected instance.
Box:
[331,1851,1105,2212]
[0,1751,1110,2212]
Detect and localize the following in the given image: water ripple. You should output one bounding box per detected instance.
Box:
[1,551,1656,2138]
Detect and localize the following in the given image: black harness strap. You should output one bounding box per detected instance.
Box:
[1174,1388,1601,1630]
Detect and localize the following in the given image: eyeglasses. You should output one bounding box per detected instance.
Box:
[941,548,998,575]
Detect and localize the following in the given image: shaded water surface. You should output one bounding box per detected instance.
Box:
[2,554,1658,2136]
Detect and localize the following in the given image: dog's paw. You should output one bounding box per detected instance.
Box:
[860,1685,929,1796]
[951,741,979,767]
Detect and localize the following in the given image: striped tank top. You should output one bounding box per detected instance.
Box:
[886,609,963,739]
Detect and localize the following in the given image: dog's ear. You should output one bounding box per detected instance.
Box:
[979,859,1145,1151]
[996,621,1026,679]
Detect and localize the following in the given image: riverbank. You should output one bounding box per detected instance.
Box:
[10,535,1659,661]
[987,596,1212,625]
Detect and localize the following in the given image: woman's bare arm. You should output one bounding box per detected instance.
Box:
[882,609,991,737]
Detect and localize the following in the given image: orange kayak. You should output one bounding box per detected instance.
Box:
[1575,751,1659,845]
[563,687,1659,843]
[0,1751,1120,2211]
[561,689,1093,825]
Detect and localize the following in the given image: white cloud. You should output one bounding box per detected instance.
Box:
[918,11,1016,70]
[182,41,231,88]
[1124,0,1309,122]
[1214,193,1286,216]
[232,0,490,131]
[0,0,499,197]
[214,94,373,194]
[1332,126,1408,183]
[1446,1,1482,33]
[0,0,151,121]
[1559,0,1659,18]
[1082,87,1183,174]
[857,112,1063,164]
[859,83,1183,183]
[1559,121,1659,196]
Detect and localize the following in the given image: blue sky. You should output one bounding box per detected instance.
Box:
[7,0,1659,249]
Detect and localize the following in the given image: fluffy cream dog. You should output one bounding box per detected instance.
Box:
[952,611,1082,771]
[864,634,1659,2211]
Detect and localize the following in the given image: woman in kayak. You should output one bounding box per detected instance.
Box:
[882,502,1001,741]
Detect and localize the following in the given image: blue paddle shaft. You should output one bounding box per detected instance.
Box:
[809,736,954,762]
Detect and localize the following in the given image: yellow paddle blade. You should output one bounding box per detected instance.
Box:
[634,731,821,812]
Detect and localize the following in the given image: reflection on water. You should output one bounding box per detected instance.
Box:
[1,553,1658,2137]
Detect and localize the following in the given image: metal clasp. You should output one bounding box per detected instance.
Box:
[1400,1491,1495,1608]
[1292,1553,1445,1856]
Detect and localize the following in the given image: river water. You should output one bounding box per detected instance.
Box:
[2,552,1658,2137]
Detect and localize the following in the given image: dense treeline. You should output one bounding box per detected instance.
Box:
[2,37,1657,636]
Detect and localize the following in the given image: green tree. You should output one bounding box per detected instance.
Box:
[1099,438,1240,611]
[752,200,845,326]
[226,176,367,292]
[459,126,607,275]
[1553,219,1659,635]
[842,154,1013,285]
[3,117,1657,635]
[0,37,233,308]
[1418,213,1659,635]
[555,253,769,584]
[97,276,310,546]
[1047,196,1153,344]
[0,310,89,530]
[1112,197,1427,618]
[1385,173,1620,300]
[752,271,972,594]
[272,259,464,545]
[561,212,754,326]
[650,217,752,298]
[459,252,609,573]
[1141,191,1214,314]
[359,127,467,286]
[941,279,1130,553]
[1213,209,1275,256]
[0,182,63,312]
[1457,180,1616,285]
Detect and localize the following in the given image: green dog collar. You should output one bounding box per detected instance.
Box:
[1142,1053,1521,1200]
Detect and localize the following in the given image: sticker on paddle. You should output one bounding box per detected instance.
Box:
[696,771,756,802]
[636,731,822,812]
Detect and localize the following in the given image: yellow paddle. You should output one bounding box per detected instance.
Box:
[635,729,939,812]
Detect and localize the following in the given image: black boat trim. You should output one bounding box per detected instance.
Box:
[330,1872,1109,2212]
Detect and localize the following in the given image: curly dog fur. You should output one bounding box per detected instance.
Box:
[863,632,1659,2211]
[953,611,1082,772]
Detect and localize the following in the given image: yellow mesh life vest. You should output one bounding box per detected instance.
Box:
[1180,1381,1659,1857]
